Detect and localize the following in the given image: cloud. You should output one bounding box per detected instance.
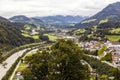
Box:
[0,0,120,18]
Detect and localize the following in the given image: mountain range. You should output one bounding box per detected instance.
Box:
[34,15,88,25]
[9,15,88,27]
[2,2,120,29]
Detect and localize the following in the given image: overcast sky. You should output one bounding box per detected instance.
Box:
[0,0,120,18]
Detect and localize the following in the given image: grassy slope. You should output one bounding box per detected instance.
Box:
[99,19,108,24]
[81,19,97,24]
[106,35,120,41]
[73,29,86,35]
[21,25,39,40]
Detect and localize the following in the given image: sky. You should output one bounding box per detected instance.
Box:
[0,0,120,18]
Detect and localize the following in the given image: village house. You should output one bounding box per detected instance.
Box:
[80,41,104,51]
[65,36,79,42]
[107,41,120,65]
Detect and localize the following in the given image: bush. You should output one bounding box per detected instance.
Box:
[83,56,120,78]
[101,52,112,62]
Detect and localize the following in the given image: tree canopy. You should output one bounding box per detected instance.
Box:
[23,39,90,80]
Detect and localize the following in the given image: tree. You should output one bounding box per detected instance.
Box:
[118,39,120,42]
[40,35,49,42]
[23,51,50,80]
[22,69,34,80]
[50,39,89,80]
[0,50,3,63]
[23,39,90,80]
[98,46,107,56]
[39,32,49,42]
[101,52,112,62]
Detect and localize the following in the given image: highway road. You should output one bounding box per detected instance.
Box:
[9,49,38,80]
[0,49,28,80]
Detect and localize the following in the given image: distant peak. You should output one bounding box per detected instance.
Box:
[109,1,120,6]
[0,16,9,22]
[13,15,28,17]
[113,1,120,4]
[9,15,30,20]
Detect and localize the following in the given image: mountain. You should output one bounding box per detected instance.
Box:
[34,15,88,26]
[0,18,35,50]
[9,15,44,27]
[75,2,120,28]
[9,15,30,23]
[0,16,9,22]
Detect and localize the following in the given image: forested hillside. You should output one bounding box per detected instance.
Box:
[0,21,35,50]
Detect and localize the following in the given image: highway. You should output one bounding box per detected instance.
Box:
[0,49,28,79]
[9,49,38,80]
